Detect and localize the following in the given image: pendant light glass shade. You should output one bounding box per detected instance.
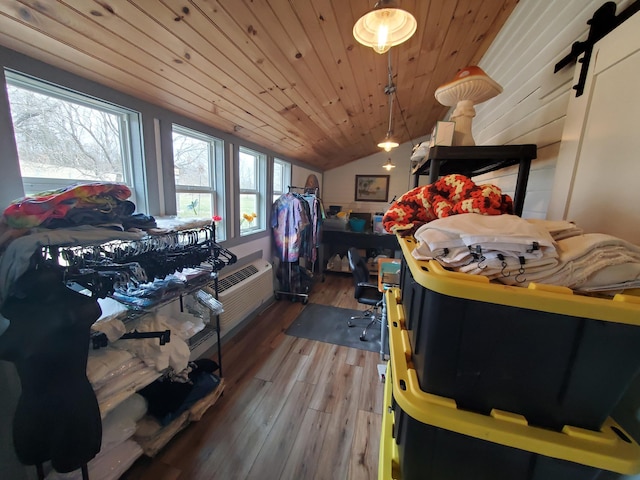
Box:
[378,134,399,152]
[382,158,396,170]
[353,1,417,54]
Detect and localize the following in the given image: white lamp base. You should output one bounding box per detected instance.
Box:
[450,99,477,146]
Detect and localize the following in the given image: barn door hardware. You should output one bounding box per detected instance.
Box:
[554,0,640,97]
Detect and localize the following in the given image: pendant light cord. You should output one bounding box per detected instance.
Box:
[385,50,415,149]
[385,51,396,136]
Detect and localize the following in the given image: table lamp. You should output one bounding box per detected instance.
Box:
[434,66,503,146]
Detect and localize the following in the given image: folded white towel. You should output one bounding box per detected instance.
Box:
[578,263,640,293]
[526,218,584,240]
[497,234,640,290]
[412,213,557,271]
[86,347,134,385]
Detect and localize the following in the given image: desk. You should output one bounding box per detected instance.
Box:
[321,229,398,273]
[377,258,401,360]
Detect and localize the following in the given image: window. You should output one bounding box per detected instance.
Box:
[273,158,291,204]
[5,71,142,203]
[172,125,225,240]
[239,146,266,236]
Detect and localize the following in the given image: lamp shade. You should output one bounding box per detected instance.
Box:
[434,66,503,107]
[382,158,396,170]
[434,66,503,146]
[353,1,417,54]
[378,134,399,152]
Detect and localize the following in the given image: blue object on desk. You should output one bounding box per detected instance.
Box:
[349,217,366,232]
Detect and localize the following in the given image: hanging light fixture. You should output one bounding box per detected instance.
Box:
[377,51,399,152]
[382,158,396,170]
[353,0,417,54]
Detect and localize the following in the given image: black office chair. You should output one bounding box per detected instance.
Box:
[347,247,383,341]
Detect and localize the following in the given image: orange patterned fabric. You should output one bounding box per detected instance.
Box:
[383,174,513,235]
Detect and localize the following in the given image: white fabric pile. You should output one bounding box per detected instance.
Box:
[412,214,640,294]
[87,310,201,417]
[45,394,147,480]
[111,313,191,373]
[86,347,135,388]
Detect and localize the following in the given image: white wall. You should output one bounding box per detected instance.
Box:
[292,165,323,197]
[323,135,429,216]
[468,0,633,219]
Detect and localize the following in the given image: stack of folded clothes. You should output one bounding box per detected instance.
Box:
[3,182,156,231]
[412,213,640,294]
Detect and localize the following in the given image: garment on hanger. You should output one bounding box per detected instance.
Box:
[271,193,311,262]
[301,193,325,263]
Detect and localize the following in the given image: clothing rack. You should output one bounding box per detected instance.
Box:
[288,184,319,196]
[35,224,236,299]
[0,223,236,479]
[273,189,324,303]
[36,225,236,371]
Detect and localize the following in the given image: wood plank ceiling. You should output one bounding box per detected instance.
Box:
[0,0,518,171]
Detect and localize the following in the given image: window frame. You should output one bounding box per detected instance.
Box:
[272,157,291,204]
[238,146,267,237]
[5,70,144,205]
[172,123,226,240]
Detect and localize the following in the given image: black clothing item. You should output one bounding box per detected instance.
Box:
[0,267,103,473]
[41,199,137,229]
[139,358,220,424]
[121,213,157,230]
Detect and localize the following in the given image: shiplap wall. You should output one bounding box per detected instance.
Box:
[468,0,633,219]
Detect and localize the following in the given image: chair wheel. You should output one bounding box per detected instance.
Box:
[359,335,366,341]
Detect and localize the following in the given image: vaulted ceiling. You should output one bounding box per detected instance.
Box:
[0,0,518,171]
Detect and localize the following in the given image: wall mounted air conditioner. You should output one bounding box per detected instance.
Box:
[189,259,273,359]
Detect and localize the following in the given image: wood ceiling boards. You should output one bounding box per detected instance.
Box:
[0,0,518,171]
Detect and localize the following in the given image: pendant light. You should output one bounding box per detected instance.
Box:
[353,0,417,54]
[382,158,396,170]
[377,51,399,152]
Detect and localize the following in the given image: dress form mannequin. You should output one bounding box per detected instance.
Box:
[0,267,102,474]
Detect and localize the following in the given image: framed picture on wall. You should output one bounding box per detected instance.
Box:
[355,175,390,202]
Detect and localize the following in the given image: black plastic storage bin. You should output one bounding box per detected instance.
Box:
[386,290,640,480]
[394,404,610,480]
[398,236,640,431]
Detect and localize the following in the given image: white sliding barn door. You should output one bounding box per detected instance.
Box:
[547,10,640,245]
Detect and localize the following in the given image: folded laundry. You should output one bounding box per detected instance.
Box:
[497,234,640,291]
[411,213,640,294]
[111,313,190,373]
[86,346,134,386]
[3,182,132,229]
[412,214,558,277]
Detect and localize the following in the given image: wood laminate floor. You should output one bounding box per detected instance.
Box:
[122,273,384,480]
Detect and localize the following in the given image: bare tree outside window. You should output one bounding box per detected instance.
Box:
[7,83,129,186]
[172,125,223,227]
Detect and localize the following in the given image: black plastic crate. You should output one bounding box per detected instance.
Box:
[393,402,623,480]
[397,236,640,431]
[386,301,640,480]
